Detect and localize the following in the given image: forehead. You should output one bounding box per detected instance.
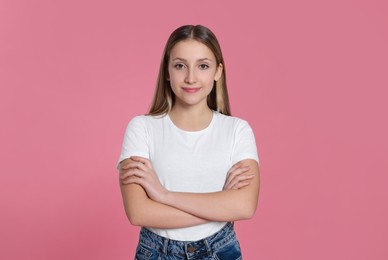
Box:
[169,39,216,61]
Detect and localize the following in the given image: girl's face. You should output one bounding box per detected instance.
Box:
[168,39,223,110]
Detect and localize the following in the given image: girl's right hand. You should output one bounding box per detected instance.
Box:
[119,157,168,202]
[223,162,254,190]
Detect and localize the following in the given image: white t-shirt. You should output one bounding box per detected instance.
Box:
[118,110,259,241]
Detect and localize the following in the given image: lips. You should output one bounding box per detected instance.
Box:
[182,87,201,93]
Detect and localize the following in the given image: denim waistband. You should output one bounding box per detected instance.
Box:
[138,222,237,258]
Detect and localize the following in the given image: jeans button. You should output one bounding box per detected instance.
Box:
[188,246,195,253]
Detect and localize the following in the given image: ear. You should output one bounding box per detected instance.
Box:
[214,63,223,82]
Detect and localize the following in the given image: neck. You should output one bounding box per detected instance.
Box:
[169,104,213,131]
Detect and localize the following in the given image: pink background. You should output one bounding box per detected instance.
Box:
[1,0,387,259]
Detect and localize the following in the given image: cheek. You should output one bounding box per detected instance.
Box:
[169,75,180,89]
[201,73,217,87]
[168,77,183,94]
[168,68,184,81]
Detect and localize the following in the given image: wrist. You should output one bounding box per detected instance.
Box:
[159,190,173,205]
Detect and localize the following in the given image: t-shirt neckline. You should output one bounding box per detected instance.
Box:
[166,110,216,134]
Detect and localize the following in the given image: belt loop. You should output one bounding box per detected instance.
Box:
[184,242,189,258]
[162,238,169,255]
[204,238,212,256]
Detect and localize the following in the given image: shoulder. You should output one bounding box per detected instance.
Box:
[125,114,167,134]
[127,114,166,126]
[214,111,252,131]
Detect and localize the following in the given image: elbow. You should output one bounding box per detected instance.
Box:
[124,208,143,226]
[237,203,258,220]
[241,208,256,220]
[127,214,141,226]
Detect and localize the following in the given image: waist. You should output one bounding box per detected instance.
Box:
[139,222,237,257]
[147,221,227,241]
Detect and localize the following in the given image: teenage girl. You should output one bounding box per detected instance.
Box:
[118,24,260,260]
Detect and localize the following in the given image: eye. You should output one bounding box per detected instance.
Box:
[174,63,185,70]
[199,64,209,70]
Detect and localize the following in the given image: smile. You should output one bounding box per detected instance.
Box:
[182,87,201,93]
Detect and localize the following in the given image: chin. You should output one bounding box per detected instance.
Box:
[176,98,207,107]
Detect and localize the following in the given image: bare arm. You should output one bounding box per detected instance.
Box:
[120,183,210,228]
[119,159,208,229]
[160,159,260,221]
[125,157,260,222]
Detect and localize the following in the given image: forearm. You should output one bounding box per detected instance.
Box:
[120,183,209,229]
[161,188,258,222]
[159,160,260,222]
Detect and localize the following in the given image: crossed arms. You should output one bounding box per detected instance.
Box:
[119,157,260,229]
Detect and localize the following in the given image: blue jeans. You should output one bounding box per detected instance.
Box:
[134,222,242,260]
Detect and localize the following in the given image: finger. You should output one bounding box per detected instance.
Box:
[119,161,149,180]
[231,181,250,190]
[131,156,153,169]
[224,166,250,187]
[232,161,244,168]
[122,161,149,172]
[122,175,144,185]
[120,164,136,176]
[226,164,250,181]
[120,158,136,170]
[120,168,145,180]
[224,175,253,190]
[227,174,254,188]
[226,162,245,178]
[224,180,246,190]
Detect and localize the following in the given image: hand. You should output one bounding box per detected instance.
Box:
[119,156,167,202]
[223,162,254,190]
[119,157,136,184]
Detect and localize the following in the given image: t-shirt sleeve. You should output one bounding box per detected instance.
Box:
[231,119,259,166]
[116,116,150,169]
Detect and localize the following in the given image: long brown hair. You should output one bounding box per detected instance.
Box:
[148,25,231,116]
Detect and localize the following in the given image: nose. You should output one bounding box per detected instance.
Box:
[184,68,196,84]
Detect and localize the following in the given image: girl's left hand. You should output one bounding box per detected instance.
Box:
[119,156,167,202]
[223,162,253,190]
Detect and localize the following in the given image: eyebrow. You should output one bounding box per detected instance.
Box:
[172,57,212,62]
